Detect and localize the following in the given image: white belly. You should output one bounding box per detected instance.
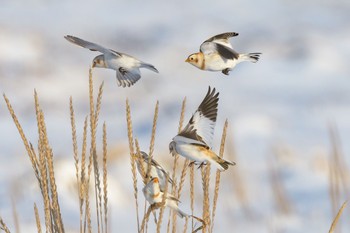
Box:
[204,54,238,71]
[174,142,208,162]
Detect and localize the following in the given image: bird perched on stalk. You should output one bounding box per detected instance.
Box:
[64,35,158,87]
[169,87,235,171]
[143,177,188,218]
[185,32,261,75]
[135,151,173,191]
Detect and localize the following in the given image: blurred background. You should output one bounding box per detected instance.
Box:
[1,0,350,232]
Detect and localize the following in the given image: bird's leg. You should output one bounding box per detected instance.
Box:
[222,68,231,75]
[197,162,206,169]
[189,161,196,167]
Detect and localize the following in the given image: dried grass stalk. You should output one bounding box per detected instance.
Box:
[157,173,169,233]
[149,101,159,158]
[39,109,65,233]
[3,94,41,188]
[36,110,53,233]
[201,164,211,233]
[268,153,292,214]
[0,217,11,233]
[168,97,186,233]
[34,203,42,233]
[190,162,195,231]
[103,123,108,233]
[177,159,189,199]
[329,201,347,233]
[70,97,84,233]
[210,120,228,233]
[126,99,140,232]
[80,116,88,233]
[11,196,20,233]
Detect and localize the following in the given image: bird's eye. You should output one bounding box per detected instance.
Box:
[190,57,194,60]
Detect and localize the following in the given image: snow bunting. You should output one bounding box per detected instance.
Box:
[169,87,235,171]
[135,151,173,191]
[185,32,261,75]
[143,177,188,218]
[64,35,158,87]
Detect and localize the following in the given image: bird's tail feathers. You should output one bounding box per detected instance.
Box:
[141,62,159,73]
[239,53,261,63]
[167,201,188,218]
[209,156,236,172]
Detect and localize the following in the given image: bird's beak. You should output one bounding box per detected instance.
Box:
[92,62,96,68]
[185,58,190,63]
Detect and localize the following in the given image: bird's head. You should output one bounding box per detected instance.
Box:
[151,177,159,184]
[185,53,202,68]
[92,55,106,68]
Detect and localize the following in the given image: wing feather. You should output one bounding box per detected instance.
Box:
[116,68,141,87]
[177,87,219,147]
[64,35,121,57]
[203,32,238,48]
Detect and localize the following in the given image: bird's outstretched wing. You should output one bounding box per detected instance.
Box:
[177,87,219,147]
[200,32,239,59]
[64,35,121,56]
[203,32,238,48]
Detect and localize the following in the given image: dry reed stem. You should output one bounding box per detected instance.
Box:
[182,217,189,233]
[210,120,228,233]
[226,131,252,219]
[94,82,104,128]
[40,110,65,233]
[135,141,146,184]
[0,217,11,233]
[134,142,150,233]
[167,97,186,233]
[126,99,140,232]
[103,123,108,233]
[328,123,350,221]
[70,97,84,233]
[190,163,195,231]
[84,119,94,233]
[34,203,42,233]
[80,116,88,233]
[29,143,42,189]
[157,173,169,233]
[177,159,190,199]
[92,148,103,233]
[329,123,350,196]
[329,154,340,219]
[85,194,92,233]
[36,110,52,233]
[139,204,159,233]
[201,164,211,233]
[10,197,19,233]
[149,101,159,158]
[3,94,41,189]
[329,201,347,233]
[89,69,104,233]
[268,154,292,214]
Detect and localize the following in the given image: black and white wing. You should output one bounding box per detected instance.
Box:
[140,152,173,184]
[64,35,121,57]
[200,32,239,60]
[176,87,219,147]
[116,67,141,87]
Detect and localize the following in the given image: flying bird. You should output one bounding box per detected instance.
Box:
[143,177,188,218]
[185,32,261,75]
[169,87,235,171]
[135,151,173,191]
[64,35,158,87]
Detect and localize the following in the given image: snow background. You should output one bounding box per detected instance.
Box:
[0,0,350,232]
